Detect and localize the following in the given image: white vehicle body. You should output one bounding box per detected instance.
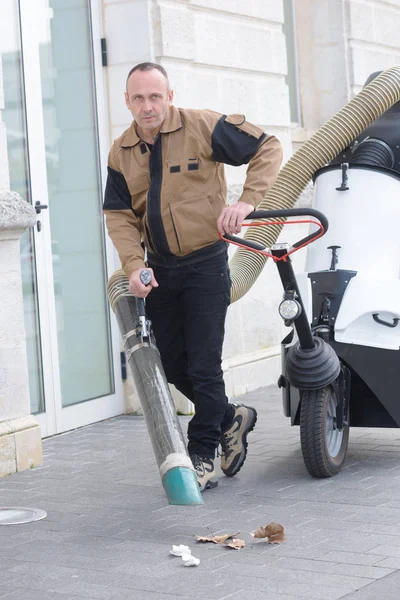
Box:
[296,165,400,351]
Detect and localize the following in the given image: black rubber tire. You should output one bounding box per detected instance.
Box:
[300,385,349,478]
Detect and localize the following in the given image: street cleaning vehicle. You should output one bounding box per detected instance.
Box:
[221,99,400,478]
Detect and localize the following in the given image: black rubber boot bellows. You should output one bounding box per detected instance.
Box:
[285,337,340,391]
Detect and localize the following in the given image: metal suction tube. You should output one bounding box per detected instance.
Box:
[107,271,203,506]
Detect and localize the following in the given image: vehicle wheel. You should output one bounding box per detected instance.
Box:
[300,385,349,478]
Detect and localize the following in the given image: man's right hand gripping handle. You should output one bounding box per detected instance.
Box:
[129,267,159,298]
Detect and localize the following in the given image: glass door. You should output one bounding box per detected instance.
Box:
[37,0,115,409]
[1,0,47,421]
[15,0,124,435]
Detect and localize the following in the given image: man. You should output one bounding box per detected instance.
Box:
[103,62,282,491]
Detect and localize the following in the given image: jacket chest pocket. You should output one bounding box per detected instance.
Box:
[126,174,150,211]
[169,194,218,255]
[126,174,150,195]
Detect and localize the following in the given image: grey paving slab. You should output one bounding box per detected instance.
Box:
[343,569,400,599]
[285,583,351,599]
[231,594,313,600]
[0,588,20,599]
[318,550,387,566]
[2,386,400,600]
[325,562,395,579]
[3,592,76,600]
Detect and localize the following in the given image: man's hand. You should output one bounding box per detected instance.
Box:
[217,201,254,236]
[129,267,159,298]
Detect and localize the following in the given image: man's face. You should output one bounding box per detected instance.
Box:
[125,69,173,134]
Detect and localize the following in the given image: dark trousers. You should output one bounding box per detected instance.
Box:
[146,245,235,458]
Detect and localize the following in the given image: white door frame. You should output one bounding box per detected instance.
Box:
[19,0,124,437]
[19,0,59,438]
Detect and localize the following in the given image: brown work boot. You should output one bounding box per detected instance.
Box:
[190,454,218,491]
[220,404,257,477]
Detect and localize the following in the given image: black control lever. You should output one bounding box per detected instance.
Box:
[336,163,349,191]
[328,245,341,270]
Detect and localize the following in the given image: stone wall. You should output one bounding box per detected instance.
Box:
[294,0,400,131]
[294,0,351,132]
[103,0,293,410]
[103,0,400,412]
[346,0,400,94]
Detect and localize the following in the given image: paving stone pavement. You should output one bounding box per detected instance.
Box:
[2,385,400,599]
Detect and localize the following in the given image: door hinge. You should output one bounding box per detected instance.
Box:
[101,38,107,67]
[120,351,127,380]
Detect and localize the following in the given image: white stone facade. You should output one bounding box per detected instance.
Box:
[103,0,294,410]
[102,0,400,411]
[294,0,400,135]
[347,0,400,94]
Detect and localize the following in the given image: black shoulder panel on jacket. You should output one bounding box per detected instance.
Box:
[103,166,132,211]
[211,115,266,166]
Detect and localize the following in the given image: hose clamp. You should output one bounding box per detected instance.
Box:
[122,329,139,344]
[126,340,159,361]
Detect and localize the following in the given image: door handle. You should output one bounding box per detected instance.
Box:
[35,201,48,214]
[35,201,48,232]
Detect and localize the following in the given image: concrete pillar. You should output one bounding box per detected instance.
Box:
[294,0,351,130]
[0,190,43,477]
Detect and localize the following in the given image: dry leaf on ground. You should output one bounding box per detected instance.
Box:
[195,532,239,544]
[250,522,286,544]
[225,538,246,550]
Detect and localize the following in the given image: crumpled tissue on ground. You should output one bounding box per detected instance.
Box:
[181,553,200,567]
[170,544,191,557]
[169,545,200,566]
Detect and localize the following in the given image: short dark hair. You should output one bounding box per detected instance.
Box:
[126,62,170,91]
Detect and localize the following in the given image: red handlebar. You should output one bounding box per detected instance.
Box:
[219,208,327,262]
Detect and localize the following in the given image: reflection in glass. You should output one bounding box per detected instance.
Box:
[39,0,114,406]
[1,0,45,414]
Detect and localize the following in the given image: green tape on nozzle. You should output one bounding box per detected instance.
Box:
[162,467,203,505]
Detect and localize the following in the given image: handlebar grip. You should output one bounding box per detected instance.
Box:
[220,207,328,257]
[222,233,267,250]
[246,208,329,236]
[244,208,328,250]
[140,269,152,286]
[136,270,152,317]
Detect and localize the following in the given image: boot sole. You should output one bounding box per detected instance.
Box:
[199,478,218,492]
[222,408,258,477]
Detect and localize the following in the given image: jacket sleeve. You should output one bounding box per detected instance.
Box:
[103,144,145,278]
[211,114,283,208]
